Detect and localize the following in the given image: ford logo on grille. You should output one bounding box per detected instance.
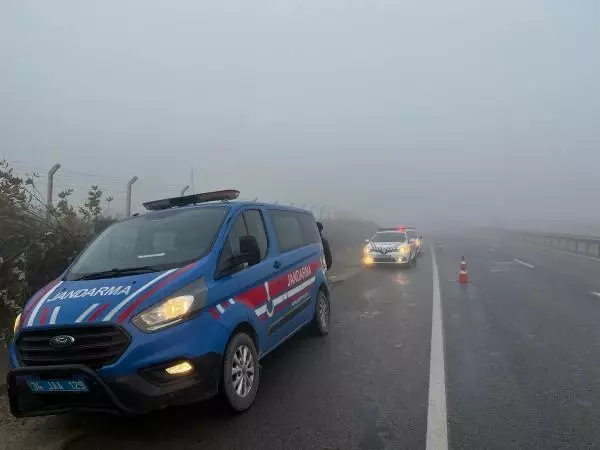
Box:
[49,335,75,347]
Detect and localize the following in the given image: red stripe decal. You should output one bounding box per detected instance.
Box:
[268,260,321,297]
[235,284,267,308]
[88,304,109,322]
[235,258,321,307]
[221,301,230,310]
[24,279,59,317]
[20,310,31,329]
[267,273,290,298]
[39,308,49,325]
[275,286,313,314]
[116,264,195,323]
[210,308,219,319]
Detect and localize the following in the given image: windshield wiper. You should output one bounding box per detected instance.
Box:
[73,266,161,281]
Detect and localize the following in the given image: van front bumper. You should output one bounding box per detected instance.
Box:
[7,353,221,417]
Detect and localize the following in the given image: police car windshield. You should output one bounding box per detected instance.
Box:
[66,206,228,280]
[372,232,407,243]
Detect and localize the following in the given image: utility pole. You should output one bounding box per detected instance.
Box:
[126,176,138,217]
[180,185,190,197]
[46,163,61,219]
[319,206,325,220]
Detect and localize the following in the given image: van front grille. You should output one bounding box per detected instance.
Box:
[16,325,130,369]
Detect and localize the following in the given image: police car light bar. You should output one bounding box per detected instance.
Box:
[378,227,408,232]
[143,189,240,211]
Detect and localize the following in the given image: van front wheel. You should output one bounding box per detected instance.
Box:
[222,332,260,412]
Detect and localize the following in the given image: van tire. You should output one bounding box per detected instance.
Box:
[312,289,330,336]
[222,332,260,412]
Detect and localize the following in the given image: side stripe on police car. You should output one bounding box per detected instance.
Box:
[103,268,179,322]
[26,281,63,327]
[76,303,100,322]
[26,269,182,327]
[254,276,316,318]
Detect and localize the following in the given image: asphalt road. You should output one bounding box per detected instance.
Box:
[4,235,600,449]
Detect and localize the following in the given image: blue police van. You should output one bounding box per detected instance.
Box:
[7,190,330,416]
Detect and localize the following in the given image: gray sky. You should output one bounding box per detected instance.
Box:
[1,0,599,228]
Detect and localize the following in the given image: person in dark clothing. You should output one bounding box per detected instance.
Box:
[317,221,333,269]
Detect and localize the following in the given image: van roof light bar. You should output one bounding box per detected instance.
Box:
[143,189,240,211]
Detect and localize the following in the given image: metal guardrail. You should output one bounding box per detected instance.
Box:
[512,230,600,258]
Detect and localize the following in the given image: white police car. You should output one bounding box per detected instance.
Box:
[362,228,417,267]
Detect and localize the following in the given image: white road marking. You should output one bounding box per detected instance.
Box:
[27,282,63,327]
[426,246,448,450]
[513,258,535,269]
[590,292,600,298]
[515,240,600,263]
[488,248,496,253]
[490,269,506,272]
[49,306,61,325]
[76,303,100,323]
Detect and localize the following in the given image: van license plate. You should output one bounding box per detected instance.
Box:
[27,379,88,393]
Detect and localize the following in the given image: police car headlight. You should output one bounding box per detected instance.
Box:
[399,246,410,254]
[13,313,21,334]
[133,278,207,332]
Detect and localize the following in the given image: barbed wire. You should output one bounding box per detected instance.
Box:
[3,158,349,219]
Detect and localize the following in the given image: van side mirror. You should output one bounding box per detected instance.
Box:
[220,235,261,277]
[419,235,423,240]
[364,238,370,244]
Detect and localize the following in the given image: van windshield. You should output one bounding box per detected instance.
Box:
[66,206,228,280]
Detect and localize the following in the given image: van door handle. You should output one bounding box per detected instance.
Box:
[273,261,281,269]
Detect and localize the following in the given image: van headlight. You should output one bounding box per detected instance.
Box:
[399,246,410,254]
[14,313,21,334]
[363,245,371,255]
[133,278,207,332]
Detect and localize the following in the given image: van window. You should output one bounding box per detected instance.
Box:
[269,210,318,253]
[297,213,320,245]
[244,209,269,260]
[219,214,248,269]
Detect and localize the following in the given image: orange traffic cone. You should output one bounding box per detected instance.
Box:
[457,256,470,283]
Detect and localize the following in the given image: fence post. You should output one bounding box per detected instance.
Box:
[46,163,61,219]
[126,176,138,217]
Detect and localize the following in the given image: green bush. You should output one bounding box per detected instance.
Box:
[0,161,107,341]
